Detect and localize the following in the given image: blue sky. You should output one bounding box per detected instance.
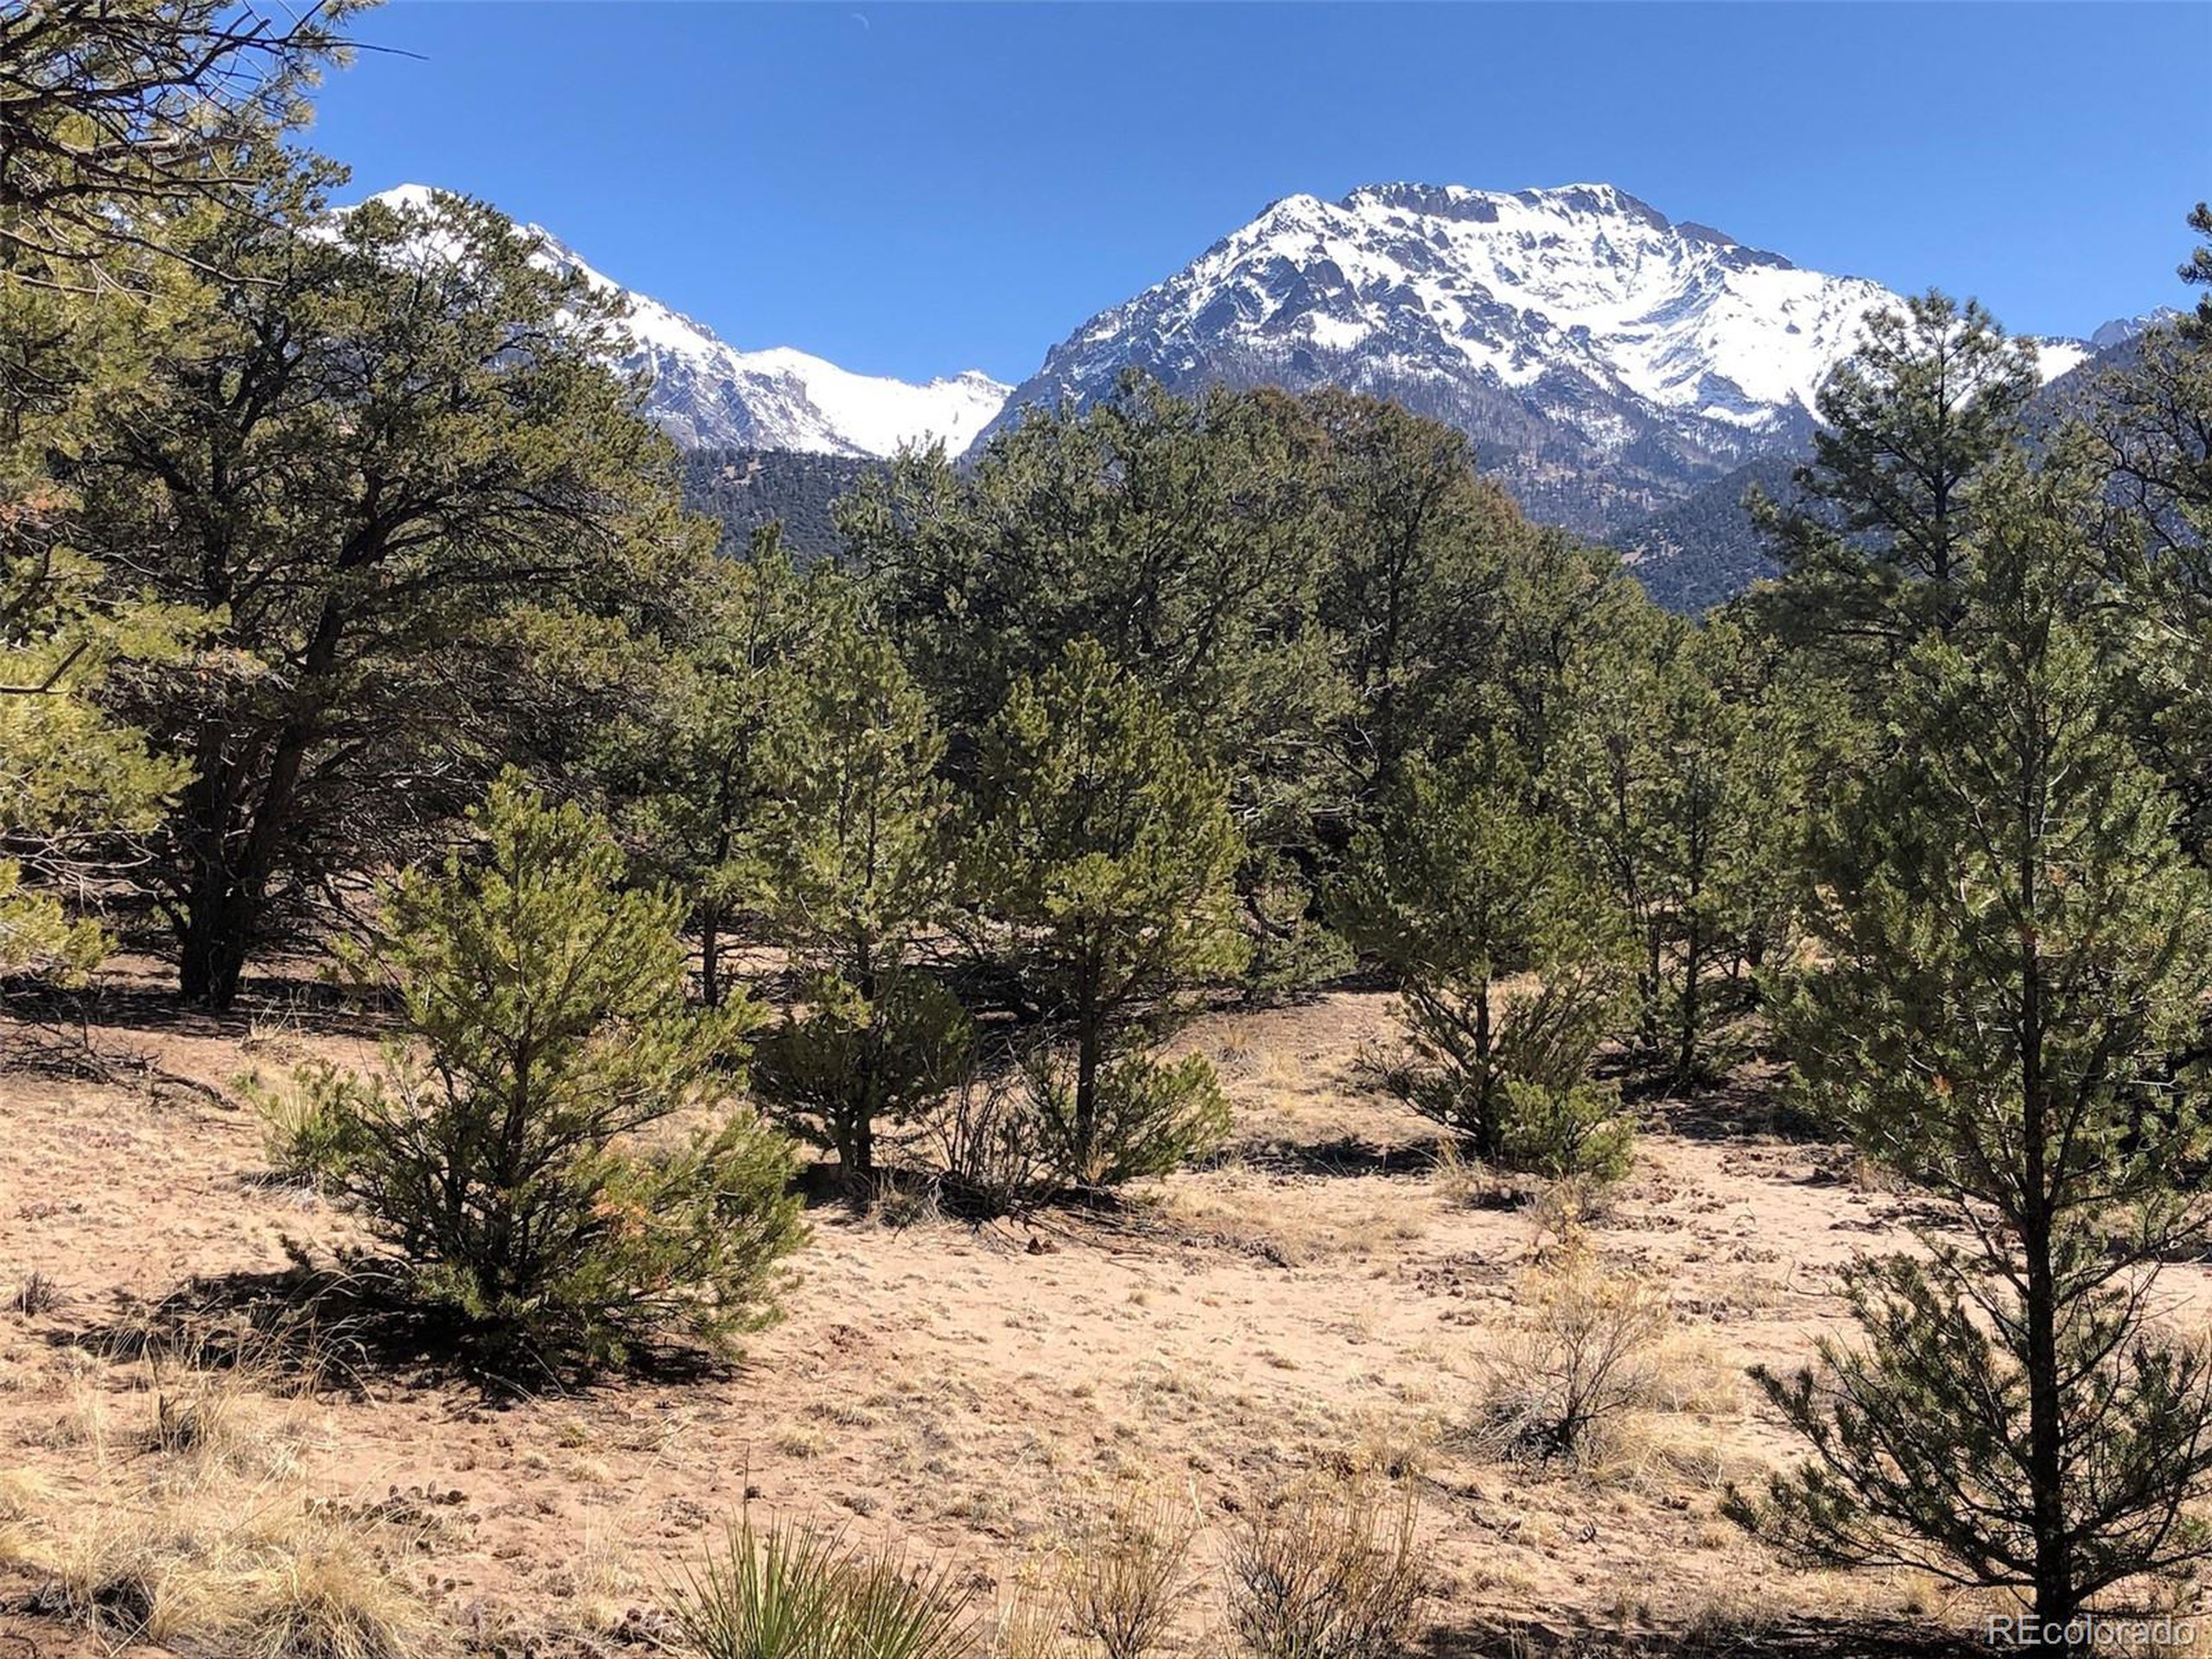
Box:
[309,3,2212,385]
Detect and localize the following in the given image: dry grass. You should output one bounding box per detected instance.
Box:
[1059,1485,1200,1659]
[0,1332,437,1659]
[1465,1230,1681,1471]
[8,1266,66,1316]
[1220,1477,1422,1659]
[16,1491,434,1658]
[982,1581,1065,1659]
[0,985,2063,1650]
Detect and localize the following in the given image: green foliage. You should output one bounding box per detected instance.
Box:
[1236,850,1356,1005]
[963,638,1248,1185]
[1554,611,1808,1086]
[1609,455,1794,615]
[843,382,1643,1009]
[75,171,706,1007]
[0,3,279,989]
[238,1060,366,1188]
[613,530,836,1005]
[1337,750,1632,1175]
[670,1510,976,1659]
[0,530,192,982]
[1741,467,2212,1624]
[680,448,877,563]
[845,378,1344,843]
[2087,207,2212,862]
[749,617,968,1179]
[1026,1050,1232,1188]
[1495,1078,1635,1186]
[1752,290,2039,665]
[322,775,805,1369]
[755,974,972,1182]
[0,3,364,276]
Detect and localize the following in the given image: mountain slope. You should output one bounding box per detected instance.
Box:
[681,448,877,563]
[1613,309,2171,612]
[357,184,1010,461]
[985,182,2088,536]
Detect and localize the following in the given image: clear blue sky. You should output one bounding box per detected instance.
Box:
[308,3,2212,385]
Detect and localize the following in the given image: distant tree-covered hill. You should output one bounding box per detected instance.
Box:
[680,448,880,562]
[1610,454,1796,614]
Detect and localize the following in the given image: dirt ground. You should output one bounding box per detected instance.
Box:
[0,972,2172,1656]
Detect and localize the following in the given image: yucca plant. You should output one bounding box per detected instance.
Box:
[670,1510,976,1659]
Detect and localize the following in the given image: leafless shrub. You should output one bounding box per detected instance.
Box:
[1469,1232,1673,1467]
[924,1065,1056,1219]
[1222,1479,1422,1659]
[1060,1488,1198,1659]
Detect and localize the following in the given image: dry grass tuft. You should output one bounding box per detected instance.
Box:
[982,1580,1065,1659]
[1059,1486,1199,1659]
[1428,1138,1523,1210]
[1221,1478,1422,1659]
[131,1321,327,1486]
[1465,1231,1677,1471]
[0,1336,435,1659]
[7,1480,436,1657]
[8,1267,66,1316]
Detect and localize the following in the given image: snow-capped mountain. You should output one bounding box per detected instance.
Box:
[984,182,2090,534]
[2088,306,2185,350]
[355,185,1009,460]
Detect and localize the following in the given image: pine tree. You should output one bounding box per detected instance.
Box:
[319,774,805,1369]
[0,2,343,990]
[1336,748,1634,1176]
[0,528,189,979]
[963,638,1247,1185]
[2088,206,2212,860]
[614,528,832,1006]
[1554,612,1806,1087]
[0,1,362,277]
[75,175,702,1007]
[1754,292,2040,667]
[750,618,969,1185]
[1736,466,2212,1630]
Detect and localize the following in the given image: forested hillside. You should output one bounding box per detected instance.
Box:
[680,446,878,560]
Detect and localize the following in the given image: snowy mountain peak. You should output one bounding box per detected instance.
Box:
[987,179,2093,533]
[349,184,1009,460]
[2089,306,2185,350]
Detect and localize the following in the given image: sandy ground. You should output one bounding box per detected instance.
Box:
[0,975,2167,1656]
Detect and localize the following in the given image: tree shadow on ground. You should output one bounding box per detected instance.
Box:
[1634,1059,1833,1147]
[50,1258,736,1406]
[1214,1130,1448,1180]
[1420,1615,1989,1657]
[1,967,390,1039]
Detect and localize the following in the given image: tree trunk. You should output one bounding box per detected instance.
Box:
[1675,923,1705,1088]
[700,900,722,1008]
[1472,981,1498,1161]
[2018,726,2074,1645]
[174,595,349,1010]
[1073,983,1103,1182]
